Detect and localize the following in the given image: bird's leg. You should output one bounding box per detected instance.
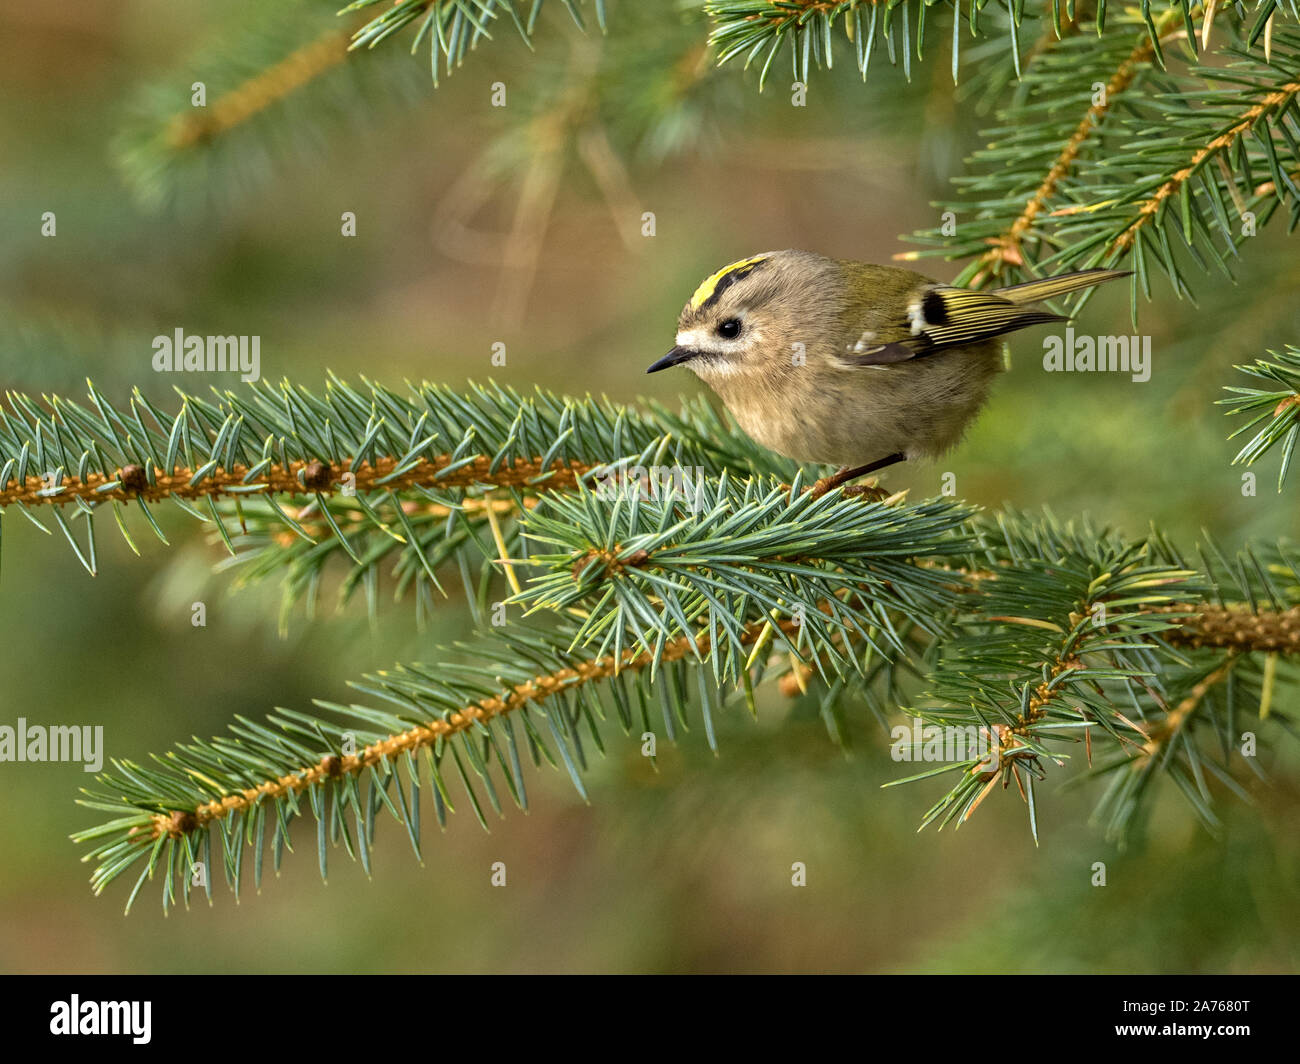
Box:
[810,452,906,499]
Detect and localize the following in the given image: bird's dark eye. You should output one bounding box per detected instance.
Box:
[716,319,742,339]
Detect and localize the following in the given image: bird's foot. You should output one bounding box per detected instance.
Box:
[809,475,837,499]
[809,453,906,499]
[809,476,889,502]
[841,483,890,503]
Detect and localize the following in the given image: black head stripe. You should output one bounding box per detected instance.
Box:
[696,259,768,312]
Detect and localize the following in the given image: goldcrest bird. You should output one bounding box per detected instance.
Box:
[647,250,1129,496]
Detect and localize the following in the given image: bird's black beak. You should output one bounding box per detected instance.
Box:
[646,346,701,374]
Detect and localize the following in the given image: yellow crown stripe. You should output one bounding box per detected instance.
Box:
[689,255,768,311]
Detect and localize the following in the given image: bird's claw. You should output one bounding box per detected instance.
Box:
[809,477,888,502]
[841,484,890,502]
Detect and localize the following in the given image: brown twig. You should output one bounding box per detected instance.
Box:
[1134,658,1238,766]
[1,454,592,509]
[166,28,355,149]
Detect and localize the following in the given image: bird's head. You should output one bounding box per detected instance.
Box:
[648,250,833,382]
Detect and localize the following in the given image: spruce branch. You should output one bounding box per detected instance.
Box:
[344,0,605,85]
[906,15,1300,303]
[73,614,778,914]
[1041,31,1300,298]
[72,493,1300,910]
[701,1,1272,89]
[933,8,1187,285]
[163,28,354,150]
[0,377,797,585]
[191,393,804,629]
[114,0,610,211]
[509,481,1298,840]
[705,0,1044,87]
[1084,655,1251,843]
[895,516,1201,840]
[1159,602,1300,652]
[1220,345,1300,489]
[1077,529,1300,843]
[113,1,427,211]
[21,379,1290,888]
[902,10,1174,285]
[512,474,975,681]
[0,451,585,511]
[884,513,1299,842]
[1108,67,1300,259]
[206,491,537,632]
[1134,657,1239,766]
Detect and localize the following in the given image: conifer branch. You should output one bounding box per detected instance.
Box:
[1109,72,1300,255]
[902,532,1198,839]
[0,453,587,510]
[1084,655,1254,843]
[0,378,798,583]
[512,475,975,679]
[73,612,782,913]
[113,1,427,211]
[702,1,1285,89]
[152,617,783,842]
[906,17,1300,301]
[957,7,1191,284]
[1220,344,1300,489]
[1135,657,1238,765]
[706,0,1036,87]
[165,28,354,149]
[205,492,537,632]
[506,490,1299,843]
[40,391,1296,902]
[72,493,1300,909]
[344,0,605,85]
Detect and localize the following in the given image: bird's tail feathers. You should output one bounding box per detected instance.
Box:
[992,268,1131,306]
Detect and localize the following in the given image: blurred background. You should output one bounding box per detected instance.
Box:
[0,0,1297,973]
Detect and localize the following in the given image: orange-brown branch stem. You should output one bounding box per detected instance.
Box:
[2,454,592,509]
[167,29,354,149]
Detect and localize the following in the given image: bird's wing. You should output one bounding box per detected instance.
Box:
[839,286,1064,367]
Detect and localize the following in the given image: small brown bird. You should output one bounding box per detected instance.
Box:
[647,250,1129,495]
